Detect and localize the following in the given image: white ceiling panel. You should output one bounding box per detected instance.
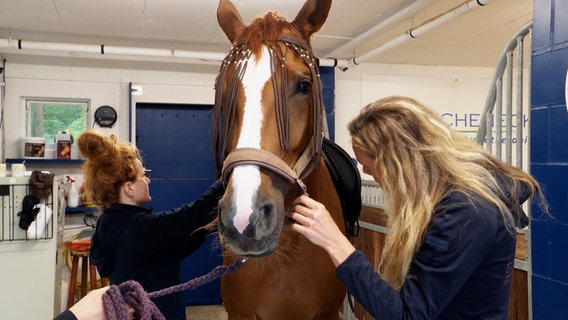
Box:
[0,0,533,68]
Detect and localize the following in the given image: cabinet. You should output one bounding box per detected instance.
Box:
[0,176,59,319]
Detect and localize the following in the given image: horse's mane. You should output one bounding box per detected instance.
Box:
[244,12,290,58]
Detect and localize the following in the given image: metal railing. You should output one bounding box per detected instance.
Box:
[475,21,532,169]
[361,180,385,209]
[474,21,534,319]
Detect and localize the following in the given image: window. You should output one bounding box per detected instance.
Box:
[26,99,89,142]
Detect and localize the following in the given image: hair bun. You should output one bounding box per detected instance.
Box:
[77,130,119,161]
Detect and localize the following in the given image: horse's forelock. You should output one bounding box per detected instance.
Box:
[245,12,291,58]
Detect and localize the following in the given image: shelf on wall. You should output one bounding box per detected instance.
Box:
[65,206,98,214]
[5,158,84,164]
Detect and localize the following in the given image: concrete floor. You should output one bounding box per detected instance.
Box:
[186,305,228,320]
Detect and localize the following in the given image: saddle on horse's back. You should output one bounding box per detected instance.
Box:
[322,138,361,238]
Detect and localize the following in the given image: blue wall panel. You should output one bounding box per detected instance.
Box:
[529,108,549,163]
[321,66,336,141]
[529,219,550,277]
[530,48,568,106]
[553,0,568,45]
[136,104,216,180]
[549,106,568,162]
[531,0,568,318]
[531,164,568,224]
[532,275,568,319]
[531,0,551,51]
[548,222,568,283]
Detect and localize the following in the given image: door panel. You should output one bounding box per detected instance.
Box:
[136,103,222,306]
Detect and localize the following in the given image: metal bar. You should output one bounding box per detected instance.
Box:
[505,51,513,164]
[359,221,388,234]
[485,111,493,153]
[516,36,524,169]
[495,78,503,159]
[515,259,529,271]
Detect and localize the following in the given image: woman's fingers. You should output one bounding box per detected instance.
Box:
[288,209,308,226]
[291,194,313,208]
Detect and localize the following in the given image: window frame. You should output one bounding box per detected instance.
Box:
[25,98,90,142]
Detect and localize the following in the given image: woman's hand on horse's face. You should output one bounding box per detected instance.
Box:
[287,195,356,266]
[288,195,338,246]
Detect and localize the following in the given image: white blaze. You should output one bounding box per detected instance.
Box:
[231,46,271,234]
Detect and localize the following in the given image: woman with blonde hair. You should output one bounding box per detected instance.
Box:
[288,96,545,319]
[77,129,224,320]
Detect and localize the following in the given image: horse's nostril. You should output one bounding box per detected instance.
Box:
[260,203,274,218]
[256,202,277,234]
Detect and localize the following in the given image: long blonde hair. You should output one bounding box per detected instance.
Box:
[348,96,542,290]
[77,129,140,207]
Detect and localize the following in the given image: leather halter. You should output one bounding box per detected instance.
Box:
[213,34,324,192]
[221,147,311,193]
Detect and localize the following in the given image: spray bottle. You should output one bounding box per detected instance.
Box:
[66,176,79,208]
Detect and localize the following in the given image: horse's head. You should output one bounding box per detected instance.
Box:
[214,0,331,257]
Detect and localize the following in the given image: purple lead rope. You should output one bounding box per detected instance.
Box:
[102,258,247,320]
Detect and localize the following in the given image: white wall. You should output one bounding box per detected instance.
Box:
[2,56,511,180]
[2,57,219,177]
[334,63,522,179]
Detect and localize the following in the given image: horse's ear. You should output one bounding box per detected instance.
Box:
[291,0,332,41]
[217,0,246,43]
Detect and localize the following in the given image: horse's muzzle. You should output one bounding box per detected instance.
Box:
[217,187,285,257]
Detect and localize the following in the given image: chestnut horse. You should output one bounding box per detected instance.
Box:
[213,0,346,319]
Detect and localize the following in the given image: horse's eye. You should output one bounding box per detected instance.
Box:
[296,80,311,94]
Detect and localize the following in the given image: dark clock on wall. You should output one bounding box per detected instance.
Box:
[94,105,117,127]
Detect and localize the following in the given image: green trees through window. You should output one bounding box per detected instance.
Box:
[27,100,89,142]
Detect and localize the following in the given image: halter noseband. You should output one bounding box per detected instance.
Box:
[221,148,308,193]
[213,34,324,191]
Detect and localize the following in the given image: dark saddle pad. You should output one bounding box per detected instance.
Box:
[322,138,361,237]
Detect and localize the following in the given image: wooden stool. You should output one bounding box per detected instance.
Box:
[66,245,108,308]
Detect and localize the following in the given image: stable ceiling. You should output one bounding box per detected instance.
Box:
[0,0,533,68]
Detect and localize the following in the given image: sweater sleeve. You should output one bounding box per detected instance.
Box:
[337,194,499,319]
[337,250,404,316]
[134,179,225,254]
[53,309,78,320]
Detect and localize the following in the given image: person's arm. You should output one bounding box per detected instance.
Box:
[336,250,404,317]
[54,287,109,320]
[338,210,492,319]
[179,178,225,226]
[134,179,224,253]
[289,193,499,319]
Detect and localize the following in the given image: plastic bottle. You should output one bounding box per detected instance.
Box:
[67,176,79,208]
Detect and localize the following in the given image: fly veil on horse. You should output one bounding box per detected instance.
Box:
[212,0,360,319]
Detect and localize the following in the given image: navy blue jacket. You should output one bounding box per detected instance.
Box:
[90,180,224,320]
[53,309,77,320]
[337,187,529,319]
